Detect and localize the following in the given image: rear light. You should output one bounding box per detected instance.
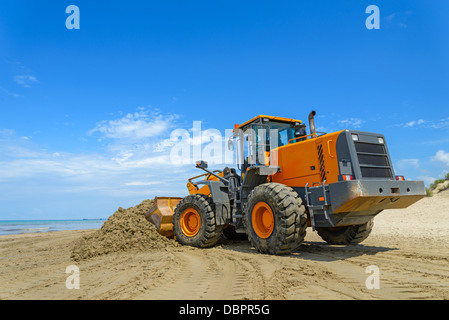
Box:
[343,175,354,181]
[396,176,405,181]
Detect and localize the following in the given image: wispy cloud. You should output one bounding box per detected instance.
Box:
[417,175,436,186]
[396,150,449,186]
[89,108,177,141]
[385,13,396,22]
[0,86,20,98]
[400,117,449,129]
[394,158,435,186]
[337,118,363,128]
[403,119,425,128]
[384,10,411,28]
[429,117,449,129]
[396,158,420,170]
[13,75,38,88]
[433,150,449,167]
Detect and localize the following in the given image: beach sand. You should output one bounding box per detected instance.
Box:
[1,190,448,300]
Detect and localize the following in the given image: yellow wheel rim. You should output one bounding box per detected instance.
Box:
[252,202,274,239]
[180,208,201,237]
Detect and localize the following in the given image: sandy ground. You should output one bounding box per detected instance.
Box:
[1,190,448,300]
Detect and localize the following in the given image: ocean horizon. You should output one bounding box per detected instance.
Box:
[0,219,106,236]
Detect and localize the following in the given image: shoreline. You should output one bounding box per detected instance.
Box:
[0,219,105,237]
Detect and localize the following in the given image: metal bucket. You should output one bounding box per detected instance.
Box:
[145,197,183,238]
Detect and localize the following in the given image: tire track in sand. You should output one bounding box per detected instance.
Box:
[296,241,449,299]
[137,248,265,299]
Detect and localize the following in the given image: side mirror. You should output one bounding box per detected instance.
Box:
[195,160,208,169]
[294,124,307,138]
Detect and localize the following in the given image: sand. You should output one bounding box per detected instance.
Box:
[1,190,448,300]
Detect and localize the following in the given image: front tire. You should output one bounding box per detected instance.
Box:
[173,194,223,248]
[243,183,307,255]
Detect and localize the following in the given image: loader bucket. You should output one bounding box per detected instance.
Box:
[145,197,183,238]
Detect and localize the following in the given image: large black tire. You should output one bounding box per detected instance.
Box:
[243,183,307,255]
[173,194,223,248]
[316,219,374,245]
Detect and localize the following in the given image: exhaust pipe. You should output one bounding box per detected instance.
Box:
[308,110,316,135]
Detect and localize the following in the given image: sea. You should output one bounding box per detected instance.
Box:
[0,219,105,236]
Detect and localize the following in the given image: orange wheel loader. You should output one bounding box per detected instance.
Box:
[146,111,426,255]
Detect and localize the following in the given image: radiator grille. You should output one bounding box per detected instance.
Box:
[355,142,392,178]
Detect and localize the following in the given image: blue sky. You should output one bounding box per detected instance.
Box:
[0,0,448,219]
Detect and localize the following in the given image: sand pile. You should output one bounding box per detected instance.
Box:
[71,199,179,261]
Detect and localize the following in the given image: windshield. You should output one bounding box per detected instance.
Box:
[264,121,296,147]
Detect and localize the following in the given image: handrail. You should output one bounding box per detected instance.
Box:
[188,172,209,184]
[287,131,327,144]
[188,170,224,186]
[288,133,318,144]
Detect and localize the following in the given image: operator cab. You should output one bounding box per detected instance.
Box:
[231,115,307,173]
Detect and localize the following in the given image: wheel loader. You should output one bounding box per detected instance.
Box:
[145,111,426,255]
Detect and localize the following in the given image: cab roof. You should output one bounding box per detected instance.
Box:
[234,115,302,130]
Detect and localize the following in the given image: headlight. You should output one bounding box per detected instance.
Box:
[378,137,384,144]
[351,134,359,141]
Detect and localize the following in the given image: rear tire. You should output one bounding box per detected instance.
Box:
[243,183,307,255]
[173,194,223,248]
[316,219,374,245]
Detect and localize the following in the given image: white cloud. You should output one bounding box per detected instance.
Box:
[0,128,16,136]
[384,11,410,28]
[153,138,176,152]
[396,158,420,170]
[429,117,449,129]
[385,13,396,22]
[400,117,449,129]
[403,119,425,128]
[0,129,46,159]
[337,118,363,128]
[0,86,20,98]
[13,75,38,87]
[433,150,449,167]
[89,109,177,141]
[393,158,436,185]
[417,175,437,186]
